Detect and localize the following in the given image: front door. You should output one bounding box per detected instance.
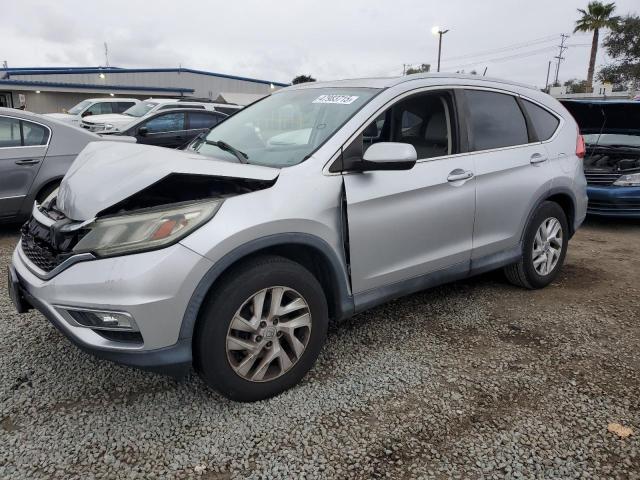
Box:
[0,116,49,219]
[137,112,187,148]
[343,90,476,295]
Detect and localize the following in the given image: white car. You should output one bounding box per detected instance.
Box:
[43,98,140,126]
[81,98,242,133]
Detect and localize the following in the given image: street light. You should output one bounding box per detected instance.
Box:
[431,26,449,72]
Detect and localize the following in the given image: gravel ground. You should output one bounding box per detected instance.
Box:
[1,218,639,479]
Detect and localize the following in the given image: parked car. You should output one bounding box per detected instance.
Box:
[103,108,226,148]
[8,75,587,401]
[561,100,640,218]
[0,108,135,223]
[81,98,240,133]
[44,98,140,126]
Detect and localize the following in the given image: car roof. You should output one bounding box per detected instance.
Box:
[282,73,537,92]
[85,97,139,102]
[560,99,639,105]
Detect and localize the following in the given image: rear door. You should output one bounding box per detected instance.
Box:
[462,89,553,260]
[343,89,476,294]
[136,112,187,148]
[0,116,49,218]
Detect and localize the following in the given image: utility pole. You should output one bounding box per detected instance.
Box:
[431,27,449,72]
[1,60,7,69]
[545,60,552,92]
[104,42,110,68]
[553,34,569,86]
[403,64,408,75]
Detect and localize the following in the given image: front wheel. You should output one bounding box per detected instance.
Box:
[504,201,568,289]
[195,255,328,402]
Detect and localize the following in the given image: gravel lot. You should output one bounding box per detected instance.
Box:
[1,219,639,479]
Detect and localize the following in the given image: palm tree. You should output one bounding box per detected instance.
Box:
[574,1,619,92]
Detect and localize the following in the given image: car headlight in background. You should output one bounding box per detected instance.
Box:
[105,124,115,130]
[613,173,640,187]
[72,199,222,257]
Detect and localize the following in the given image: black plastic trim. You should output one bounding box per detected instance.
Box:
[180,233,354,340]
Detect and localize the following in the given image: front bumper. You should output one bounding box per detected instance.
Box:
[587,185,640,218]
[10,242,214,375]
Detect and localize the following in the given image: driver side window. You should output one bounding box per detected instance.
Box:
[340,91,456,171]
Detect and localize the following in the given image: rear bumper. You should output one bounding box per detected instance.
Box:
[586,185,640,218]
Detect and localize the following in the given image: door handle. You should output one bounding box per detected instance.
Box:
[15,159,41,166]
[530,153,548,164]
[447,169,474,182]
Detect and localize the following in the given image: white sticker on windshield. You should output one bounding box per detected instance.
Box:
[312,95,359,105]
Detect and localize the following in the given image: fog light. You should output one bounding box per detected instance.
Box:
[57,307,138,331]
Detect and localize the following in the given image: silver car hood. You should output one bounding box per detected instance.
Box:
[57,141,279,221]
[83,113,132,124]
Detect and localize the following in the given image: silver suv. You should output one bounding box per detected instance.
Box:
[9,74,587,401]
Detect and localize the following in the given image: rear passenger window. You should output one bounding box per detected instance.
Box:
[22,121,49,146]
[115,102,136,113]
[465,90,528,151]
[189,112,221,129]
[0,117,49,147]
[522,99,559,141]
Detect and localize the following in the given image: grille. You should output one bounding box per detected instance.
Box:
[588,201,640,213]
[20,230,65,272]
[20,213,87,273]
[584,171,621,186]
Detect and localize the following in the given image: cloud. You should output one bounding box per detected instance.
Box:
[3,0,639,86]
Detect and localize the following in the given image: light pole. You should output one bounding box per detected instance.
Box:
[431,26,449,72]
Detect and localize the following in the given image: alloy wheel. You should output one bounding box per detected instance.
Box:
[532,217,563,276]
[225,286,312,382]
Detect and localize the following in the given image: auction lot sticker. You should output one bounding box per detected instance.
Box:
[313,95,359,105]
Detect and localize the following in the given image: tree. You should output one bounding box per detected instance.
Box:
[564,78,590,93]
[291,75,316,85]
[574,1,619,92]
[598,14,640,88]
[405,64,430,75]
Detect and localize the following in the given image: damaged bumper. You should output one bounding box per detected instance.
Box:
[10,241,214,375]
[587,185,640,218]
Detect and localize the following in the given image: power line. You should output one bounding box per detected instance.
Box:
[441,34,560,63]
[446,46,558,71]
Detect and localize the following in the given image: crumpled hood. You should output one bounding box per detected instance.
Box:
[57,142,279,221]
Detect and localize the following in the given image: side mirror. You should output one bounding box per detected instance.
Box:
[81,111,93,117]
[138,127,148,137]
[360,142,417,171]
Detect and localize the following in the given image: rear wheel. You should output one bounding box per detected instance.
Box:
[504,201,568,289]
[195,255,328,402]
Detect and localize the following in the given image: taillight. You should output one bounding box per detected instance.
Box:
[576,133,586,159]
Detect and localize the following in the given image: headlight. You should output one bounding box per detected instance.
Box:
[72,199,222,257]
[613,173,640,187]
[105,124,114,130]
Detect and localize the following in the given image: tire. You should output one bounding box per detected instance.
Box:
[504,201,568,289]
[194,255,328,402]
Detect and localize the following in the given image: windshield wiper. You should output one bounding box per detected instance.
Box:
[204,139,249,164]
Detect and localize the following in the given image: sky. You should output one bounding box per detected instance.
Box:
[2,0,638,88]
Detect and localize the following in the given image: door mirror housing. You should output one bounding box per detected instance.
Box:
[138,127,149,137]
[81,111,93,118]
[360,142,417,171]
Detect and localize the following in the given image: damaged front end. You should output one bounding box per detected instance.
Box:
[561,100,640,217]
[19,142,278,278]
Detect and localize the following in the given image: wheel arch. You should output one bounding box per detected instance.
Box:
[180,233,354,342]
[523,187,577,241]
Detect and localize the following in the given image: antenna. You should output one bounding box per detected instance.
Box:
[104,42,110,68]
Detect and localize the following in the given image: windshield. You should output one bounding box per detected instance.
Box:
[67,100,93,115]
[193,88,379,167]
[123,102,159,117]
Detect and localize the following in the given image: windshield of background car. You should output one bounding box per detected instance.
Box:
[67,100,92,115]
[124,102,159,117]
[194,88,380,167]
[562,100,640,146]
